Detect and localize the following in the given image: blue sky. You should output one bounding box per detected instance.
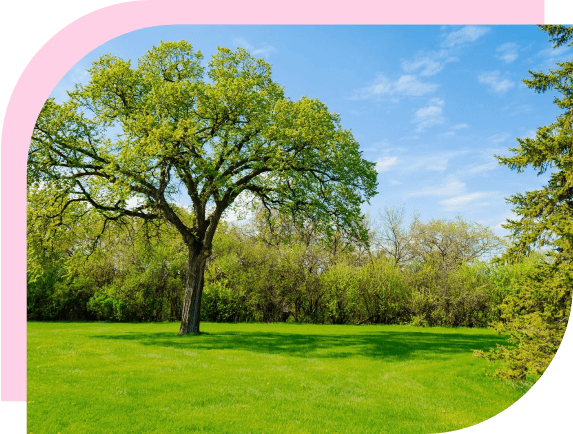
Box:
[50,25,571,236]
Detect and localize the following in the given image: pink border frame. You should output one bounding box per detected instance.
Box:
[1,0,544,402]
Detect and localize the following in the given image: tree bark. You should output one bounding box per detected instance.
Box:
[178,245,208,335]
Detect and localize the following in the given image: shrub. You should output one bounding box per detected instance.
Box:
[474,259,572,380]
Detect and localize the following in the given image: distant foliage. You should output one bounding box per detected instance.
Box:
[27,185,188,322]
[28,198,520,327]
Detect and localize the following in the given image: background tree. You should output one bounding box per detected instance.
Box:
[375,206,420,266]
[402,217,504,328]
[28,41,378,334]
[373,209,502,269]
[476,25,573,380]
[409,217,504,272]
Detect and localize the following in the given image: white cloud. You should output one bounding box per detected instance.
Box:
[233,37,276,58]
[401,49,459,77]
[392,148,469,173]
[456,147,502,177]
[399,135,419,141]
[478,71,515,94]
[503,103,533,116]
[412,98,445,131]
[439,192,492,207]
[353,74,438,100]
[364,74,392,96]
[439,131,456,138]
[439,192,501,212]
[393,75,439,96]
[429,97,444,106]
[402,57,443,77]
[537,44,571,60]
[439,123,469,138]
[466,161,498,174]
[496,43,519,63]
[252,46,277,58]
[418,149,470,171]
[405,155,447,172]
[368,145,454,174]
[488,132,511,143]
[408,180,466,197]
[442,26,490,47]
[234,37,250,47]
[535,44,572,69]
[367,141,407,155]
[375,156,399,172]
[425,156,450,171]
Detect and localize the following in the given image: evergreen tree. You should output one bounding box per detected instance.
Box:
[497,25,573,263]
[476,25,573,381]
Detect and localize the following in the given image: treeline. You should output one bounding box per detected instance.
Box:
[200,222,535,328]
[27,202,539,329]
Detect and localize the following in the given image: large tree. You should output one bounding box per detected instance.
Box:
[28,41,378,334]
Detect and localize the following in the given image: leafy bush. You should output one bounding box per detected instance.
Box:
[87,292,115,321]
[474,260,572,380]
[352,258,411,324]
[201,281,254,323]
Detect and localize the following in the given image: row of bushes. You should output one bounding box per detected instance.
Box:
[200,233,537,328]
[28,219,540,328]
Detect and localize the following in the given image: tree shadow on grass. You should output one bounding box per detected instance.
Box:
[89,328,509,361]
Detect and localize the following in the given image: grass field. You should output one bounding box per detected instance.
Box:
[27,322,529,434]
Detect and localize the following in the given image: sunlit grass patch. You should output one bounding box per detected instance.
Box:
[28,322,527,434]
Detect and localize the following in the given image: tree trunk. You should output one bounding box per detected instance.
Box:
[179,245,208,335]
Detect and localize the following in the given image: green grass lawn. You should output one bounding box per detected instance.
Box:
[27,322,528,434]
